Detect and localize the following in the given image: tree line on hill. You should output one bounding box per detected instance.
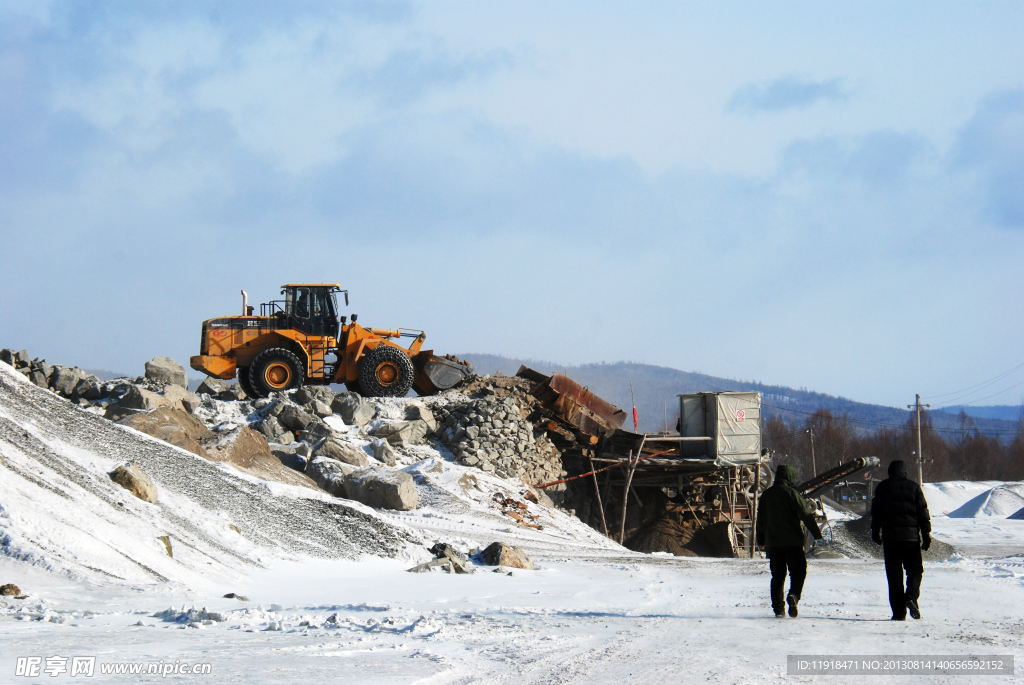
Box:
[763,408,1024,484]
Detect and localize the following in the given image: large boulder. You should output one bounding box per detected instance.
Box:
[405,404,437,432]
[0,349,13,366]
[370,420,430,447]
[278,405,314,432]
[294,386,335,406]
[258,415,286,440]
[314,438,370,467]
[196,377,230,397]
[70,375,104,401]
[109,463,158,503]
[309,400,333,418]
[117,407,213,456]
[52,367,86,396]
[119,386,169,411]
[480,542,534,570]
[203,426,273,469]
[344,466,418,510]
[370,438,397,466]
[307,456,357,497]
[13,350,30,368]
[144,356,188,388]
[331,392,375,426]
[162,384,201,413]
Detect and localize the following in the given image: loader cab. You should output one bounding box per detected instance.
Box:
[281,284,346,338]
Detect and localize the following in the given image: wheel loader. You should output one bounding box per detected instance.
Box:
[189,284,472,399]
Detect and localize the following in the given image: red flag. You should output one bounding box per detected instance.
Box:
[632,406,639,432]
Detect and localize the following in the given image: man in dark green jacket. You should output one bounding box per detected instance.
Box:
[755,464,823,617]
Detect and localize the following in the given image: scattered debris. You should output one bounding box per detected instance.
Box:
[491,493,543,530]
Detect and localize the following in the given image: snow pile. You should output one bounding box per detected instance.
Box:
[922,480,1006,515]
[946,483,1024,518]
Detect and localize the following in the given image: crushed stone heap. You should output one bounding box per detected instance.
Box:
[429,375,567,490]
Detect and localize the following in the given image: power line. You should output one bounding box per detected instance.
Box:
[934,378,1024,409]
[761,402,1022,437]
[923,361,1024,403]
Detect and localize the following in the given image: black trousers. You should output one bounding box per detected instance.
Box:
[768,546,806,613]
[883,541,923,619]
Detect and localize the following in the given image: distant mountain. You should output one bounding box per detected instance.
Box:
[936,405,1023,422]
[458,354,1022,441]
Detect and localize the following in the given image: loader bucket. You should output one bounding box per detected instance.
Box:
[412,354,473,395]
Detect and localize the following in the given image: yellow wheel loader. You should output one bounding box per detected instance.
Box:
[190,285,472,399]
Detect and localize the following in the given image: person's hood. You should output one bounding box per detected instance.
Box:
[888,459,909,479]
[775,464,798,485]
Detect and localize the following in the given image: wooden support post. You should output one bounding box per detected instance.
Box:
[588,455,609,537]
[619,451,638,544]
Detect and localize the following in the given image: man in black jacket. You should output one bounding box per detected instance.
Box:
[870,460,932,620]
[756,464,823,617]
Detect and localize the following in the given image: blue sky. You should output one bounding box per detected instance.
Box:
[1,1,1023,409]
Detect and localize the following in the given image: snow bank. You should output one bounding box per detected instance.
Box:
[922,480,1005,515]
[947,483,1024,518]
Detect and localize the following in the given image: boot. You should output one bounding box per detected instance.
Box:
[787,594,799,618]
[906,599,921,620]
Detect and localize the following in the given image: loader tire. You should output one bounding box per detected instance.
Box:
[249,348,304,398]
[345,379,362,395]
[237,366,254,399]
[358,345,414,398]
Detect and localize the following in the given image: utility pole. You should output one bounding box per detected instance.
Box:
[807,428,816,477]
[908,394,931,485]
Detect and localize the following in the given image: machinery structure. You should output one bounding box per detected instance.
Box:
[190,285,471,398]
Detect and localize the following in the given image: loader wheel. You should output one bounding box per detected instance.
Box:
[358,345,414,398]
[345,379,363,395]
[249,348,304,398]
[237,366,254,399]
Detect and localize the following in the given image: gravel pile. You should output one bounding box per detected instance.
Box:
[430,375,567,489]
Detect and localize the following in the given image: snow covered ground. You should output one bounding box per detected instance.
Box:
[2,363,1023,682]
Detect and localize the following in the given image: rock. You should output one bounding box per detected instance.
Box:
[0,583,21,596]
[109,463,158,503]
[295,442,312,458]
[196,377,229,397]
[203,426,273,469]
[117,407,213,456]
[429,543,472,574]
[28,370,48,388]
[370,438,397,466]
[144,356,188,388]
[309,400,333,418]
[52,367,86,396]
[345,466,418,510]
[120,385,168,411]
[277,431,295,444]
[0,349,13,366]
[314,439,370,467]
[330,392,375,426]
[480,542,534,570]
[70,375,104,401]
[227,383,247,401]
[405,404,437,432]
[307,456,357,496]
[13,350,30,368]
[278,405,314,431]
[223,593,250,601]
[370,420,429,447]
[258,415,285,440]
[294,386,334,406]
[270,444,306,471]
[161,384,201,413]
